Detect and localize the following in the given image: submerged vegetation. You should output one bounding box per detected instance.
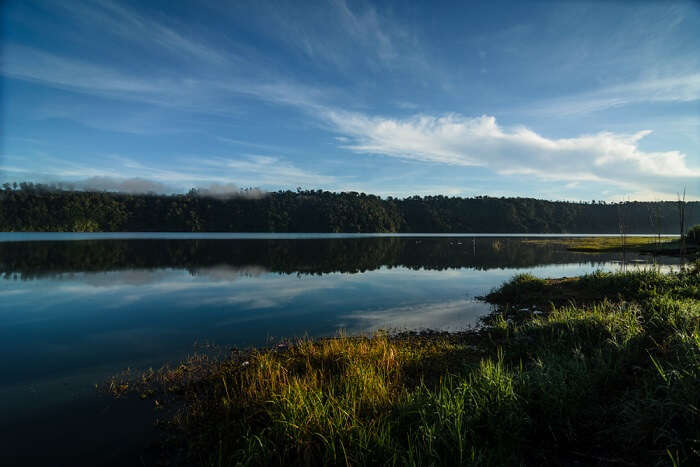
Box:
[110,267,699,466]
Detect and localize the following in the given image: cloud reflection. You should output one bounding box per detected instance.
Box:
[338,299,491,334]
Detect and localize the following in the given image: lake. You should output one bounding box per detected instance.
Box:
[0,233,681,465]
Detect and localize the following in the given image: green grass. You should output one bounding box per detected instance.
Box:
[109,266,700,466]
[484,267,699,314]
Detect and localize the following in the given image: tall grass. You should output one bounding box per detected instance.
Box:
[110,267,699,466]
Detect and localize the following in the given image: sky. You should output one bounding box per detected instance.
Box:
[1,0,699,200]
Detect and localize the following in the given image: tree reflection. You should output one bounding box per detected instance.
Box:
[0,237,671,280]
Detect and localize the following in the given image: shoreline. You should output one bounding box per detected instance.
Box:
[108,265,699,466]
[0,232,683,242]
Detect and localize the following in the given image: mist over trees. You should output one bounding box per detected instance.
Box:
[1,183,697,233]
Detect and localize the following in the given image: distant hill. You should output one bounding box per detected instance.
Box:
[1,183,697,234]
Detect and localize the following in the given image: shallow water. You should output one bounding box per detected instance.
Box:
[0,234,681,465]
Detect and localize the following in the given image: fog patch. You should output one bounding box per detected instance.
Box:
[194,183,267,199]
[4,177,268,198]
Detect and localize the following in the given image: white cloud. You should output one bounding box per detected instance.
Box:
[324,111,700,193]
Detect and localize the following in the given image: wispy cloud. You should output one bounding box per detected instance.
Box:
[1,45,164,95]
[1,153,337,192]
[243,0,403,69]
[196,154,337,186]
[530,73,700,116]
[0,44,215,116]
[52,0,230,64]
[1,42,333,126]
[327,0,397,62]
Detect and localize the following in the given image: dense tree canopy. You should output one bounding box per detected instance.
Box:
[1,183,697,233]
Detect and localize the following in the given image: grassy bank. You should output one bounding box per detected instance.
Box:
[110,266,699,466]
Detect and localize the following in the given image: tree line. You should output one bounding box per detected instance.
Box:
[0,182,697,233]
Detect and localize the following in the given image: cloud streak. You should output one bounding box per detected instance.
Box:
[53,0,229,64]
[530,73,700,116]
[197,155,337,186]
[0,42,331,119]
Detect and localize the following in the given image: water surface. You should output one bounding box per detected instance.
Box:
[0,234,680,465]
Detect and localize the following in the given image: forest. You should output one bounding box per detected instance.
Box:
[0,182,697,233]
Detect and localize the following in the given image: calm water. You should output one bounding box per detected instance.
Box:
[0,234,680,465]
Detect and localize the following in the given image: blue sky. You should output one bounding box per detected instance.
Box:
[1,0,699,200]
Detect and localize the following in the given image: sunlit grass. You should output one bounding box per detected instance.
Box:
[109,266,699,466]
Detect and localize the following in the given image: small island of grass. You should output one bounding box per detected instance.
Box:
[110,265,699,466]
